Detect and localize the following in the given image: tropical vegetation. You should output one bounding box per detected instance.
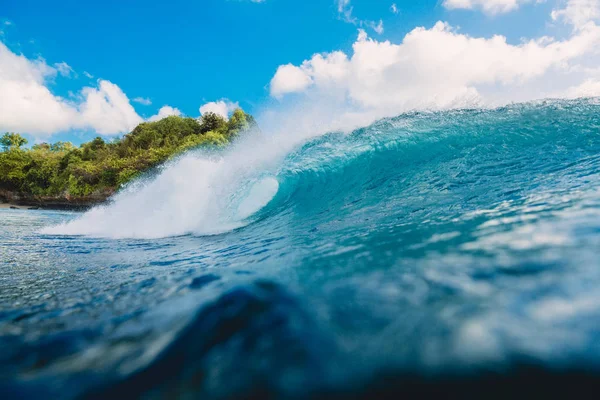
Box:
[0,109,256,204]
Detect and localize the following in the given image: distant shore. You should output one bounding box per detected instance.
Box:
[0,202,39,210]
[0,202,89,210]
[0,188,107,210]
[0,198,94,211]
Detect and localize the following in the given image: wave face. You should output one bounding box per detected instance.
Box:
[6,99,600,398]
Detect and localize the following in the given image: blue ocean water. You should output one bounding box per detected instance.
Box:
[2,99,600,398]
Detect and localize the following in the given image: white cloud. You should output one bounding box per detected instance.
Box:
[78,81,144,134]
[269,20,600,131]
[563,78,600,97]
[133,96,152,105]
[0,42,77,135]
[336,0,384,34]
[391,3,399,14]
[0,41,143,136]
[83,71,94,79]
[337,0,356,23]
[54,61,75,77]
[199,99,239,118]
[270,64,314,97]
[0,40,219,136]
[551,0,600,30]
[147,105,182,122]
[443,0,535,15]
[370,20,384,34]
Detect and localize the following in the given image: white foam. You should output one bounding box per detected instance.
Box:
[41,135,284,239]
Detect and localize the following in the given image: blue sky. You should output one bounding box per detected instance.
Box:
[1,0,599,144]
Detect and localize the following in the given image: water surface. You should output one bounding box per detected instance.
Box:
[3,100,600,398]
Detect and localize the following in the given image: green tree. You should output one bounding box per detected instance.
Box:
[199,112,227,134]
[32,143,51,151]
[89,137,106,150]
[50,141,75,152]
[227,108,249,136]
[1,133,28,151]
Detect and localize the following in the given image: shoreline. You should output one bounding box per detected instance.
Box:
[1,191,103,211]
[0,201,92,211]
[1,202,43,210]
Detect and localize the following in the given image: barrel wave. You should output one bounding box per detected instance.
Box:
[4,99,600,398]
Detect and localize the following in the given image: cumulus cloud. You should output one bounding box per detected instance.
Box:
[551,0,600,30]
[0,42,77,135]
[147,105,182,122]
[199,99,239,118]
[268,17,600,131]
[0,39,237,136]
[563,78,600,97]
[270,64,314,98]
[78,81,144,134]
[0,41,144,136]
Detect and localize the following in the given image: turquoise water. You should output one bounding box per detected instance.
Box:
[3,99,600,397]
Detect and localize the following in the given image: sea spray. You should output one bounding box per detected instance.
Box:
[41,147,282,239]
[40,107,353,239]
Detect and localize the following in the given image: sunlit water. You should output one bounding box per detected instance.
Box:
[3,100,600,398]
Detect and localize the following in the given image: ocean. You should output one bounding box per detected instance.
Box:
[3,99,600,398]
